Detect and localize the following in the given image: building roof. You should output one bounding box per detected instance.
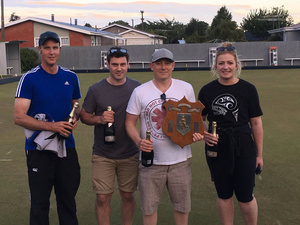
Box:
[4,17,124,40]
[268,23,300,34]
[100,23,166,39]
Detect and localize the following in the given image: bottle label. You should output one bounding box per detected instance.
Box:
[207,150,217,157]
[105,135,115,142]
[142,159,152,166]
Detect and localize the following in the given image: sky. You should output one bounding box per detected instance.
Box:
[2,0,300,28]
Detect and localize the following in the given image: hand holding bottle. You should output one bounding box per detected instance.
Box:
[138,137,153,153]
[204,121,219,146]
[59,102,80,139]
[100,107,115,124]
[205,121,219,157]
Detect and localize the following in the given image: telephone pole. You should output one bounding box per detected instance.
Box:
[140,10,144,30]
[1,0,4,41]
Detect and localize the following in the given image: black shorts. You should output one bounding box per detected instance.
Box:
[206,131,257,203]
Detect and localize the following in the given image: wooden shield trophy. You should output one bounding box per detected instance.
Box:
[162,96,205,148]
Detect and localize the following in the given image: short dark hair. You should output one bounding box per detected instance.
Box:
[107,47,129,63]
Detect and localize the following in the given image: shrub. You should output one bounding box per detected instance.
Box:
[20,48,39,72]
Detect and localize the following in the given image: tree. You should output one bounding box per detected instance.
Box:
[20,48,39,72]
[135,18,185,44]
[84,23,92,28]
[9,12,20,22]
[206,6,245,42]
[211,6,232,29]
[241,6,293,40]
[184,18,209,43]
[108,20,130,27]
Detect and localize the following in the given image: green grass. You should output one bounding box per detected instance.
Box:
[0,69,299,224]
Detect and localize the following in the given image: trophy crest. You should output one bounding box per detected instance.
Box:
[162,96,205,148]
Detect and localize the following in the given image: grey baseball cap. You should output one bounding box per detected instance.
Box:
[151,48,174,62]
[39,31,60,46]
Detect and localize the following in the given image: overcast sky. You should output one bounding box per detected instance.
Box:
[3,0,300,28]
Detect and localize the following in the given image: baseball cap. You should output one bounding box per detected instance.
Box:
[151,48,174,62]
[39,31,60,46]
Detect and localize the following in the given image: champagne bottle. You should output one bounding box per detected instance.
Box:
[207,121,218,157]
[141,130,154,167]
[104,106,116,144]
[60,102,79,139]
[67,102,79,123]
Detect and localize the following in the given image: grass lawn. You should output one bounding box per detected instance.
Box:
[0,69,299,224]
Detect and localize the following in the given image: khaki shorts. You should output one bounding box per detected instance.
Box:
[92,153,139,194]
[138,159,192,215]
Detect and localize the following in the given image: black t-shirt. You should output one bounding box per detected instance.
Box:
[198,79,263,128]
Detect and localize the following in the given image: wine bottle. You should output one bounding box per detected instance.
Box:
[104,106,116,144]
[141,130,154,167]
[207,121,218,157]
[60,102,79,139]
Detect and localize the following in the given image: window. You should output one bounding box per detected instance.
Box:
[34,38,39,47]
[91,36,101,46]
[61,37,70,46]
[91,36,95,46]
[96,37,101,46]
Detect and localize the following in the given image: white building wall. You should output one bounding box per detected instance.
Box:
[0,42,7,75]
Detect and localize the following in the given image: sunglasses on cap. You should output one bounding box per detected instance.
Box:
[108,48,127,55]
[216,46,235,52]
[161,93,166,109]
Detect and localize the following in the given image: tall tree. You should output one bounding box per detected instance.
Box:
[206,6,245,42]
[184,18,209,43]
[9,12,20,22]
[241,6,293,40]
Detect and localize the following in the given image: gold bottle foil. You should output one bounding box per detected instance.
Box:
[207,121,217,157]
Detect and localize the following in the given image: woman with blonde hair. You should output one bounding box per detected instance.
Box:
[198,42,263,225]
